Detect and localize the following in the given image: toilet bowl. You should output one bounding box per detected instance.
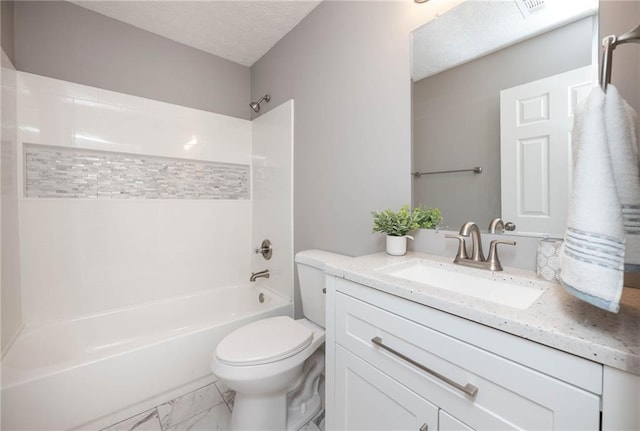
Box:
[210,250,347,431]
[211,316,325,430]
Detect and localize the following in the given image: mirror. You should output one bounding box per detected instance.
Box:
[411,0,599,235]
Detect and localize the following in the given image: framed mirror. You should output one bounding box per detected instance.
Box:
[411,0,599,236]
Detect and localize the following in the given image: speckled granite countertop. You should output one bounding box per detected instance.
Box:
[324,252,640,375]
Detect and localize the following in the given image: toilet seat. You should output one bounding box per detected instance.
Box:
[216,316,313,366]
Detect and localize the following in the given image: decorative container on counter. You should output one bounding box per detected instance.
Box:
[386,235,413,256]
[536,238,563,281]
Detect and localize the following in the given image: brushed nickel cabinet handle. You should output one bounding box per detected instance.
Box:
[371,336,478,398]
[419,423,428,431]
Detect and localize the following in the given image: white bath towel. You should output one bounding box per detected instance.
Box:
[604,85,640,272]
[560,87,625,313]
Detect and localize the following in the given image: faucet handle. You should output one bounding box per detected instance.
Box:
[255,239,272,260]
[445,234,469,261]
[486,239,516,271]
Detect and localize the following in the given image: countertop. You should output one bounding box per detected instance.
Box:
[324,252,640,375]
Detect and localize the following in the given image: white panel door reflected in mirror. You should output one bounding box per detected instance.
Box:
[500,65,595,236]
[411,0,598,235]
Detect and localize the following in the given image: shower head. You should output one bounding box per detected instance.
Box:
[250,94,271,113]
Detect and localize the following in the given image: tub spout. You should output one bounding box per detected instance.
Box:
[250,269,270,282]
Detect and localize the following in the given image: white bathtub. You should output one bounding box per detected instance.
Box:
[1,285,292,430]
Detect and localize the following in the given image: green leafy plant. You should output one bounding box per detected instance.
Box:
[372,205,417,236]
[413,205,442,229]
[372,205,442,237]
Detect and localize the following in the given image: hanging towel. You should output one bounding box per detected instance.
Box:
[604,85,640,272]
[560,87,626,313]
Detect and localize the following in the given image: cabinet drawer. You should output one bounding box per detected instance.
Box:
[336,291,600,431]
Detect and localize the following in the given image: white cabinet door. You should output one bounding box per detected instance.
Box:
[333,345,438,431]
[602,366,640,430]
[439,411,475,431]
[500,65,595,235]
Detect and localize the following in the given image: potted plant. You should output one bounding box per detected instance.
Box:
[372,205,442,256]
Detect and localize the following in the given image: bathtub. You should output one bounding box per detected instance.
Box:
[1,285,292,430]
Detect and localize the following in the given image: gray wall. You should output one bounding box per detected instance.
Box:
[251,1,435,258]
[1,1,14,63]
[600,0,640,132]
[600,1,640,288]
[13,1,251,119]
[412,17,594,230]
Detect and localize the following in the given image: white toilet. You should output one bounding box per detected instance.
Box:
[211,250,345,431]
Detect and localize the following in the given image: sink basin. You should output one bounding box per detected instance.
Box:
[376,259,545,310]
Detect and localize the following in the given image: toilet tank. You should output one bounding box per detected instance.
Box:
[295,250,350,328]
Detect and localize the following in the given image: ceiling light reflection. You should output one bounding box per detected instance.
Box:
[74,133,113,145]
[184,136,198,150]
[19,125,41,134]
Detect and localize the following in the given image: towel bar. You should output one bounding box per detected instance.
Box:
[412,166,482,178]
[600,23,640,91]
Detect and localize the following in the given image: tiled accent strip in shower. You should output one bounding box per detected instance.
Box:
[24,144,250,200]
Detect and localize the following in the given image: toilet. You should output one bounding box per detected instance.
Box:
[210,250,346,431]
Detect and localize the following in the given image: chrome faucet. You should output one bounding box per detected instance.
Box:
[446,221,516,271]
[250,269,270,282]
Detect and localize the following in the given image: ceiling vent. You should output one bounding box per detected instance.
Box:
[515,0,545,17]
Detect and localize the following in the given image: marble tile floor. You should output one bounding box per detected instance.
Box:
[101,379,324,431]
[101,381,235,431]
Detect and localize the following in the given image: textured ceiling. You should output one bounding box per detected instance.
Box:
[412,0,599,81]
[71,1,322,67]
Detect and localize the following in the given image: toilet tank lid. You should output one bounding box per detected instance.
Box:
[295,250,351,270]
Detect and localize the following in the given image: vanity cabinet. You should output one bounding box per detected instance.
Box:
[325,276,603,431]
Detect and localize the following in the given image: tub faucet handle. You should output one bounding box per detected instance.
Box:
[255,239,272,260]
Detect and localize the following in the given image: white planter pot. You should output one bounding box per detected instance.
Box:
[386,235,413,256]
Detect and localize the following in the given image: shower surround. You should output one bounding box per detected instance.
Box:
[2,72,294,429]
